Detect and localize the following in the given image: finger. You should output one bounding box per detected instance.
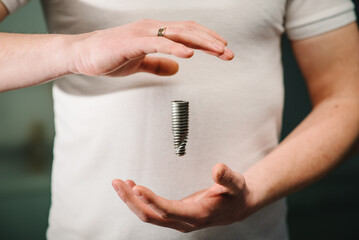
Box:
[167,21,228,46]
[139,56,179,76]
[164,26,226,55]
[202,47,235,61]
[218,48,235,61]
[191,24,228,46]
[133,185,203,224]
[125,179,136,188]
[212,163,246,194]
[133,37,194,59]
[112,179,194,232]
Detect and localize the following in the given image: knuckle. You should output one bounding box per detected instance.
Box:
[135,18,156,30]
[117,192,129,203]
[185,21,197,30]
[121,196,129,203]
[171,27,183,35]
[185,24,196,31]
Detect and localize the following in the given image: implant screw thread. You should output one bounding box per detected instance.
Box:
[171,101,189,156]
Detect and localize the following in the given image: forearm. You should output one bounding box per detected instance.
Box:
[0,19,233,92]
[0,33,75,92]
[244,97,359,209]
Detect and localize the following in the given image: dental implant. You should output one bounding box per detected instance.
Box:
[171,100,189,156]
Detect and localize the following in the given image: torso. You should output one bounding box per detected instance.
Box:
[43,1,289,239]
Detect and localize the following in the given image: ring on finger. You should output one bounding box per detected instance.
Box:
[158,27,167,37]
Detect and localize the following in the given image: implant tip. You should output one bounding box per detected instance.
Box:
[175,152,186,156]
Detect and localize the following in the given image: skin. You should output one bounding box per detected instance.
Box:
[112,23,359,232]
[0,5,234,92]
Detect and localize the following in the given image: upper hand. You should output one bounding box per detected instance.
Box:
[69,19,234,77]
[112,163,256,233]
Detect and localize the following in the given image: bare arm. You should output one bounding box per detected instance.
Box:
[244,22,359,207]
[112,22,359,232]
[0,2,71,91]
[0,2,233,92]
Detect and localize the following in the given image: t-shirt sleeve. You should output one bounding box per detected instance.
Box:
[285,0,356,40]
[1,0,30,13]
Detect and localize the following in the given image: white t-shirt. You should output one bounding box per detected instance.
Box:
[2,0,356,239]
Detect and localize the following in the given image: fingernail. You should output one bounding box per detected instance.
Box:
[226,47,234,56]
[112,182,119,192]
[185,48,194,54]
[224,48,234,60]
[133,189,142,197]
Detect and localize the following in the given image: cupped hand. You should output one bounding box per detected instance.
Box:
[112,163,256,233]
[69,19,234,77]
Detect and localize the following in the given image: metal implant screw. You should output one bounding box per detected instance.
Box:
[171,100,189,156]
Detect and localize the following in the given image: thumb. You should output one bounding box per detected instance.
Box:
[139,56,179,76]
[212,163,246,194]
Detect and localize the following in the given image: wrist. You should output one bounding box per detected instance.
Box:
[66,30,103,76]
[46,34,78,78]
[242,172,266,216]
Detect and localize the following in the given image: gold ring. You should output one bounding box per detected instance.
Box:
[158,27,167,37]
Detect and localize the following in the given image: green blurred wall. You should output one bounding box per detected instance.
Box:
[0,1,52,240]
[0,1,358,240]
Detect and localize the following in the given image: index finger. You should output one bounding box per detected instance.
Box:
[167,21,228,46]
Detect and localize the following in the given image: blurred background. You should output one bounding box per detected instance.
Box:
[0,0,358,239]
